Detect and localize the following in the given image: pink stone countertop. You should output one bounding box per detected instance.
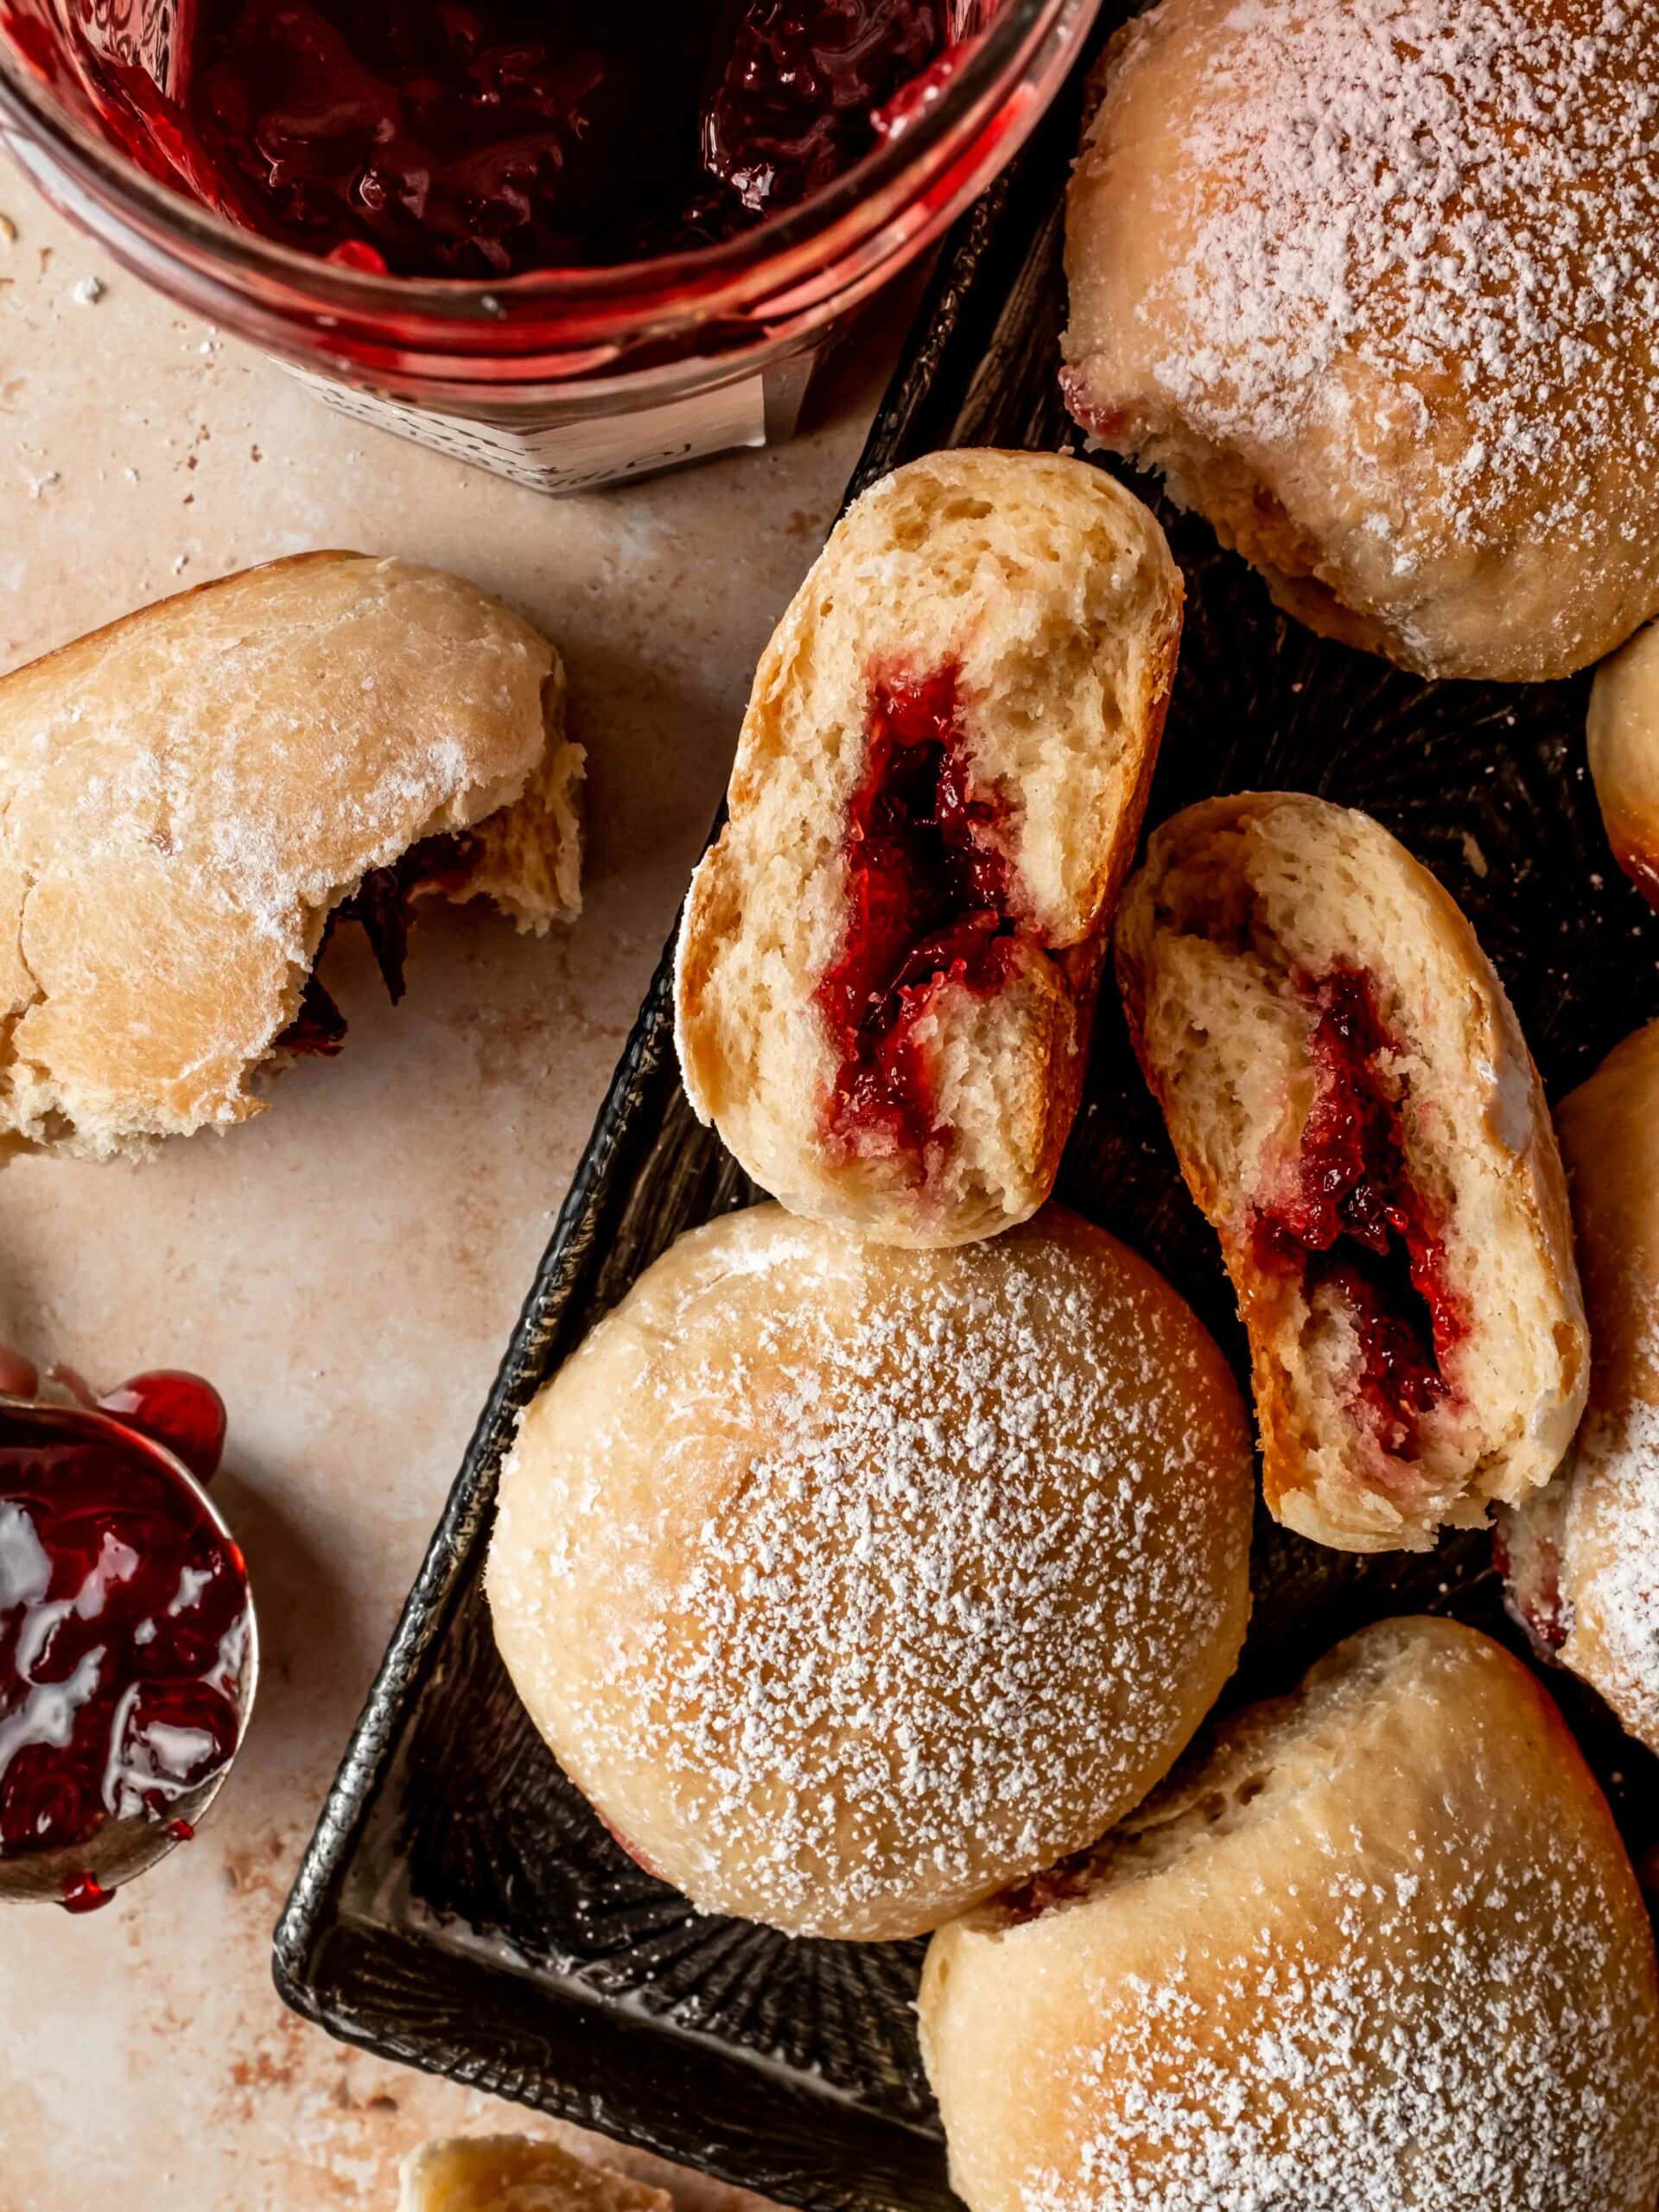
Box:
[0,180,894,2210]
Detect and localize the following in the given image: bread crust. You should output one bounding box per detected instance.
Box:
[919,1617,1659,2212]
[397,2137,673,2212]
[486,1202,1253,1941]
[1502,1018,1659,1753]
[674,449,1182,1248]
[1063,0,1659,683]
[1115,791,1586,1551]
[1587,619,1659,906]
[0,552,581,1159]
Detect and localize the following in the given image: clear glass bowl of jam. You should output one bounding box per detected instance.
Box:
[0,0,1099,491]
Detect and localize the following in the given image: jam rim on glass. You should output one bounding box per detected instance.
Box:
[0,0,1099,399]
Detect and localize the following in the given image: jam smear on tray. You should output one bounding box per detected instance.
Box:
[0,1390,249,1887]
[816,663,1028,1165]
[40,0,947,277]
[1249,964,1465,1458]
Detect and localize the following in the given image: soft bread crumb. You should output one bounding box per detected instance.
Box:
[0,552,581,1160]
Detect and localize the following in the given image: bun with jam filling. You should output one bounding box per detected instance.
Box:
[919,1617,1659,2212]
[1115,791,1587,1552]
[0,552,581,1160]
[674,448,1183,1249]
[1501,1016,1659,1756]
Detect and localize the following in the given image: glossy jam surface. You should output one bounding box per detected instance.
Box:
[1250,965,1464,1459]
[0,1398,248,1869]
[816,664,1026,1165]
[27,0,948,277]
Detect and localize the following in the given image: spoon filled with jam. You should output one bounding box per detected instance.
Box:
[0,1361,256,1913]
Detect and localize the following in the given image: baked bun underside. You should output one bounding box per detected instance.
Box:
[0,551,582,1160]
[919,1617,1659,2212]
[486,1203,1253,1941]
[676,448,1182,1249]
[1062,0,1659,683]
[1587,619,1659,910]
[1503,1016,1659,1755]
[1116,792,1586,1552]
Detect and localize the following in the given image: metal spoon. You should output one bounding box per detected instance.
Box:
[0,1392,259,1907]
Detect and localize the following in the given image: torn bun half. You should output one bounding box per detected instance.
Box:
[1115,792,1587,1552]
[675,448,1182,1249]
[0,551,582,1160]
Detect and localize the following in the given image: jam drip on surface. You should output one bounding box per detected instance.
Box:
[1249,965,1464,1459]
[17,0,949,278]
[0,1401,250,1873]
[816,664,1028,1166]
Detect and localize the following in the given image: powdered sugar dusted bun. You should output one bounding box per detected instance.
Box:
[1502,1020,1659,1754]
[0,552,581,1160]
[1063,0,1659,683]
[1115,793,1586,1553]
[1587,620,1659,906]
[486,1202,1252,1941]
[675,450,1182,1249]
[920,1617,1659,2212]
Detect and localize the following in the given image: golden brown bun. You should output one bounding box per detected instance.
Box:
[486,1202,1253,1941]
[0,552,581,1160]
[920,1617,1659,2212]
[1115,793,1587,1552]
[1063,0,1659,683]
[1587,620,1659,906]
[1503,1019,1659,1753]
[398,2138,672,2212]
[675,450,1182,1249]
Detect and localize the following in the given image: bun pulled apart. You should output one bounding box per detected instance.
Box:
[1063,0,1659,682]
[675,449,1182,1249]
[1503,1018,1659,1755]
[1115,792,1586,1552]
[920,1617,1659,2212]
[486,1203,1253,1941]
[0,552,581,1160]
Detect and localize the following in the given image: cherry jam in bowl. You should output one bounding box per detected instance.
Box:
[0,1383,256,1911]
[0,0,1098,486]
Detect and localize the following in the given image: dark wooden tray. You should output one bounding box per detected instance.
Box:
[272,19,1659,2209]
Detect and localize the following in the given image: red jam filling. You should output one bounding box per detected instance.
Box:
[1249,965,1465,1459]
[13,0,946,278]
[0,1390,248,1888]
[815,664,1029,1166]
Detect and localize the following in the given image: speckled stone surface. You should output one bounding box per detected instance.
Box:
[0,176,891,2210]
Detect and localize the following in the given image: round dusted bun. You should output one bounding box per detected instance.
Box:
[920,1618,1659,2212]
[486,1203,1253,1941]
[675,449,1182,1249]
[1116,792,1586,1553]
[1587,620,1659,906]
[1503,1020,1659,1754]
[0,552,581,1160]
[1063,0,1659,683]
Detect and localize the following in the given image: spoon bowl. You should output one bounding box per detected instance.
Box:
[0,1393,258,1907]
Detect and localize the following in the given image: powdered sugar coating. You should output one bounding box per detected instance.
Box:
[921,1619,1659,2212]
[1065,0,1659,678]
[1563,1382,1659,1743]
[486,1204,1254,1941]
